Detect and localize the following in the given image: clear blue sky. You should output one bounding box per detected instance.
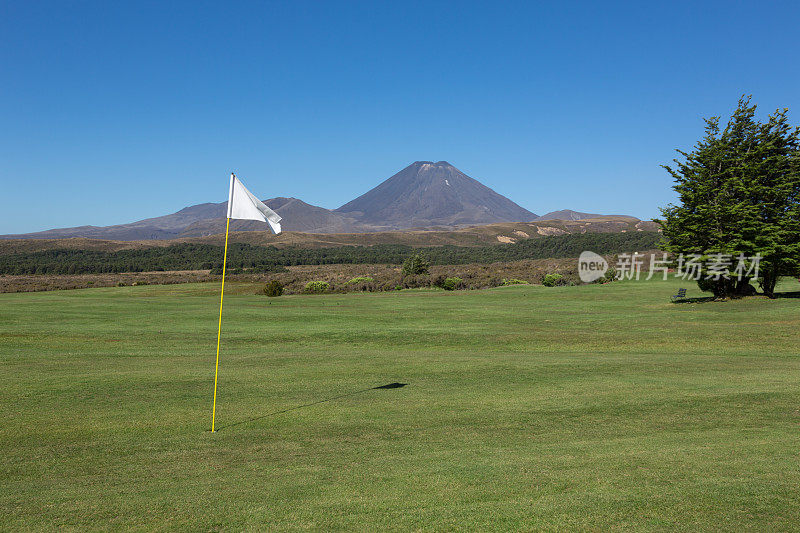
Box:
[2,1,799,234]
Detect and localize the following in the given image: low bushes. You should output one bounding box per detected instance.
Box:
[584,259,616,284]
[432,275,466,290]
[1,255,599,294]
[542,273,565,287]
[303,281,330,294]
[599,266,616,284]
[441,277,464,291]
[277,262,584,294]
[401,274,431,289]
[346,276,375,284]
[264,280,283,297]
[345,276,377,292]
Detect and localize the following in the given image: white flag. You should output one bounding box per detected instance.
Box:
[227,174,282,234]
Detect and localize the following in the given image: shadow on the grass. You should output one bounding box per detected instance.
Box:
[216,382,407,431]
[671,290,800,303]
[775,291,800,299]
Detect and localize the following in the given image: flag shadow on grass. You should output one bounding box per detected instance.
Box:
[215,383,407,432]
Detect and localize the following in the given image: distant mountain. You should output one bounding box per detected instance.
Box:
[535,210,603,221]
[335,161,537,228]
[0,202,228,241]
[178,197,368,237]
[0,160,641,241]
[1,198,365,240]
[0,224,178,242]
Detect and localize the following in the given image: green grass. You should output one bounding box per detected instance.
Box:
[1,279,799,531]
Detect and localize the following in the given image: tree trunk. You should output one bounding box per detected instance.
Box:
[705,278,737,299]
[760,271,778,298]
[734,277,756,296]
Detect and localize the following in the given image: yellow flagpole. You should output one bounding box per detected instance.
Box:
[211,216,231,432]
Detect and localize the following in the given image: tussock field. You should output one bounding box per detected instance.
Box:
[0,256,587,293]
[0,216,659,253]
[2,279,799,530]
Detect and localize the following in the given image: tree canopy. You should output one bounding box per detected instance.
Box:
[659,96,800,297]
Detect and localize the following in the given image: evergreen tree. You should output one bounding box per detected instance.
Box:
[401,254,430,276]
[659,97,800,297]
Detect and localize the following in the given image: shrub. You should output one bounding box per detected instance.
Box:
[401,254,430,276]
[442,277,464,291]
[401,275,430,289]
[600,266,617,283]
[346,276,375,284]
[303,280,330,294]
[264,280,283,297]
[542,273,565,287]
[345,276,376,292]
[377,281,397,291]
[502,278,528,285]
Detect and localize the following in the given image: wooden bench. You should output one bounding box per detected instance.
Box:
[671,288,687,300]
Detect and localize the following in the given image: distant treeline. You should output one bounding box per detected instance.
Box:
[0,232,660,275]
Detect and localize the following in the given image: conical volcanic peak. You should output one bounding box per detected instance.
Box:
[335,161,537,228]
[1,161,651,240]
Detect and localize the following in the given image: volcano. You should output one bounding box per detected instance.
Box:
[335,161,537,228]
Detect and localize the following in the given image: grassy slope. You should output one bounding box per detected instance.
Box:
[1,279,799,530]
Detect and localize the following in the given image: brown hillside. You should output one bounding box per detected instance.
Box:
[0,217,660,256]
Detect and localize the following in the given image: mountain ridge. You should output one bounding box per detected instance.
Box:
[1,161,637,240]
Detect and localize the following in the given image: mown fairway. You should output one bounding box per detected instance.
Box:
[2,279,799,530]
